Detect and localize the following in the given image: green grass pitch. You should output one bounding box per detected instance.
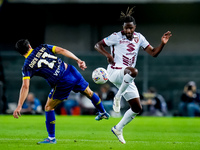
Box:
[1,115,200,150]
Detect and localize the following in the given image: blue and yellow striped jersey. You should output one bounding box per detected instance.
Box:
[22,44,66,87]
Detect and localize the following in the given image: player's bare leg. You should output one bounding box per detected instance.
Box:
[45,97,63,111]
[81,86,110,120]
[113,67,138,112]
[112,97,142,144]
[37,98,62,144]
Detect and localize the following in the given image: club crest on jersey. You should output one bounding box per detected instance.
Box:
[134,37,139,43]
[126,43,135,52]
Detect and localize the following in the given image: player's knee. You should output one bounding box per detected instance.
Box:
[130,68,138,77]
[45,104,54,111]
[83,86,93,98]
[131,104,142,113]
[125,67,138,78]
[88,91,93,98]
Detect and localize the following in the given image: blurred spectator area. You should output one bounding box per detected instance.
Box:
[2,52,200,114]
[0,2,200,114]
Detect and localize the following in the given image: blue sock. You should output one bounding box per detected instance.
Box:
[90,93,106,113]
[45,110,56,138]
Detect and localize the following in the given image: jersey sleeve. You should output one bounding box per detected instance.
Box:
[22,67,32,80]
[139,33,150,50]
[103,32,119,46]
[46,44,57,54]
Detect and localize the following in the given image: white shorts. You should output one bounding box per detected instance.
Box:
[107,66,140,101]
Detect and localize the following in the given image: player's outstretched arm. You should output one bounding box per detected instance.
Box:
[145,31,172,57]
[94,40,115,65]
[13,79,30,119]
[54,46,87,70]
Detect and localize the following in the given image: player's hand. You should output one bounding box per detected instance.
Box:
[77,59,87,71]
[13,106,22,119]
[161,31,172,44]
[107,55,115,65]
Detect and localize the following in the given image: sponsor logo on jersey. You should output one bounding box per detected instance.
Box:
[119,40,130,44]
[126,43,135,52]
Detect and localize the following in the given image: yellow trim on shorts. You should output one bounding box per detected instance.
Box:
[49,86,57,100]
[83,85,89,92]
[47,97,67,101]
[48,86,67,101]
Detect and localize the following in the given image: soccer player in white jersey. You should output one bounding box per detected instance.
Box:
[95,7,172,144]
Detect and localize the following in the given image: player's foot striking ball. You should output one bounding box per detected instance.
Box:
[95,112,110,121]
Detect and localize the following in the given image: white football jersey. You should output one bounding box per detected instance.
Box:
[103,31,150,69]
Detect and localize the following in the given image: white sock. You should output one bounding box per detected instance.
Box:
[115,74,134,98]
[115,108,138,131]
[48,136,55,140]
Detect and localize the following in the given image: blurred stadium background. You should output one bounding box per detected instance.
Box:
[0,0,200,115]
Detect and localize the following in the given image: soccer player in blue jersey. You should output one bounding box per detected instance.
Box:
[13,39,110,144]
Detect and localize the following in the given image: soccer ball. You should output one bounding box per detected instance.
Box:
[92,67,108,84]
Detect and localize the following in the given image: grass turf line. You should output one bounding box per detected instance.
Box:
[0,115,200,150]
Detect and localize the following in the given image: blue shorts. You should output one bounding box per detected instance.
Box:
[48,65,89,101]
